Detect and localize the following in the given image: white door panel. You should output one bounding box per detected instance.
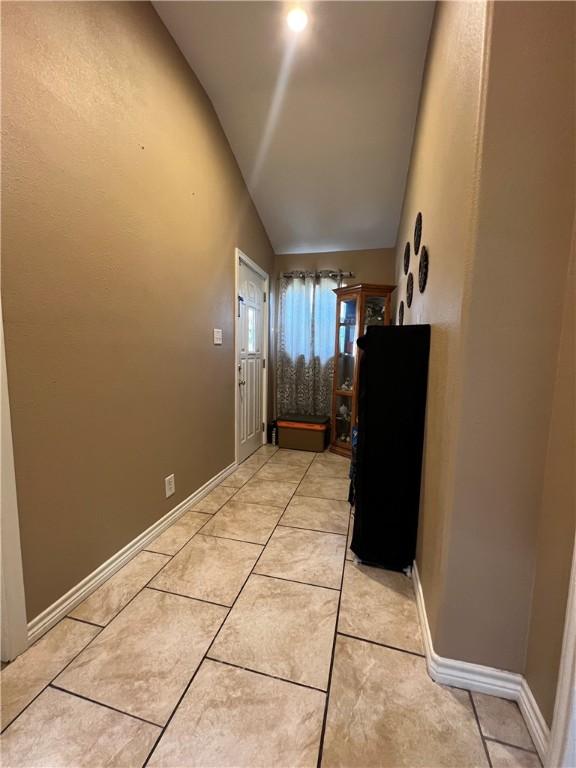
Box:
[237,258,265,462]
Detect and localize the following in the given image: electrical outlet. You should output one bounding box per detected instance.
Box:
[165,474,175,498]
[213,328,223,345]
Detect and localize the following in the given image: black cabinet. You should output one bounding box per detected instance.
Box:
[350,325,431,571]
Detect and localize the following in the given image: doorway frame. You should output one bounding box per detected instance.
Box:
[1,297,28,662]
[234,248,269,464]
[546,535,576,767]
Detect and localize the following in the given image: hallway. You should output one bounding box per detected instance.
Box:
[1,447,539,767]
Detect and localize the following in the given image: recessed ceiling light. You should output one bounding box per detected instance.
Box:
[287,8,308,32]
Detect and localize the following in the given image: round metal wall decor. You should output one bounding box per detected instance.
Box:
[414,212,423,255]
[418,246,429,293]
[403,242,410,275]
[398,301,405,325]
[406,272,414,308]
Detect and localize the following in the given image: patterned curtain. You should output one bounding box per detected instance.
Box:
[276,274,337,417]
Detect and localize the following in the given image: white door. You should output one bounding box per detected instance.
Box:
[237,258,266,462]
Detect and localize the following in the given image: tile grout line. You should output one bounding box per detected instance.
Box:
[205,657,326,694]
[205,495,296,511]
[0,456,261,737]
[66,615,105,629]
[48,683,162,729]
[142,547,181,557]
[141,471,285,558]
[1,539,210,737]
[135,450,278,573]
[469,690,494,768]
[2,447,348,760]
[142,446,311,766]
[145,586,233,611]
[277,522,348,537]
[142,458,347,607]
[177,526,277,548]
[179,530,270,547]
[175,531,265,548]
[315,501,353,768]
[483,737,542,762]
[134,450,281,618]
[9,448,522,768]
[141,452,323,610]
[336,631,426,659]
[251,571,341,592]
[0,620,104,735]
[143,448,347,762]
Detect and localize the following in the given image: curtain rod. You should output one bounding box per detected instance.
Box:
[280,270,355,280]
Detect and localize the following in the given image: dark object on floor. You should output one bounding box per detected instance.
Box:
[277,414,330,452]
[267,420,277,445]
[351,325,430,571]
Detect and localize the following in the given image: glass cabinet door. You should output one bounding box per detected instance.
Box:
[363,295,387,334]
[334,295,356,449]
[331,284,395,456]
[335,296,357,394]
[334,393,353,445]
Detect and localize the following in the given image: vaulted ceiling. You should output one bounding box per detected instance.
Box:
[154,2,434,254]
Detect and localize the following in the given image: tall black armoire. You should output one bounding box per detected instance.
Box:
[350,324,430,571]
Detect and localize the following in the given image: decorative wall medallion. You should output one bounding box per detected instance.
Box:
[418,246,429,293]
[414,212,423,255]
[406,273,414,308]
[398,301,404,325]
[403,242,410,275]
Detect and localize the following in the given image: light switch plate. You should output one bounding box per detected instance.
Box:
[213,328,223,345]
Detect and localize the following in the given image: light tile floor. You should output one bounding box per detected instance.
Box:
[0,447,540,768]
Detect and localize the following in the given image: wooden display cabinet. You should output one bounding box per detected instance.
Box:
[330,283,396,457]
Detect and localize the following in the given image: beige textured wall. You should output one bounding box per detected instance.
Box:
[438,0,575,674]
[394,1,489,636]
[1,1,274,621]
[525,246,575,725]
[275,248,397,286]
[396,0,575,711]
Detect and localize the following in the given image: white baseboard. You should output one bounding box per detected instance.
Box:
[27,462,237,644]
[412,561,550,761]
